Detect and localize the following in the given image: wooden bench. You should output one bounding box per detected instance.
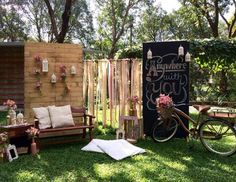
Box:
[34,107,95,148]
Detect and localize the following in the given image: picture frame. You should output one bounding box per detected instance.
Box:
[6,144,18,162]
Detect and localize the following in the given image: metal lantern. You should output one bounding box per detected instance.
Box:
[16,112,24,124]
[178,45,184,57]
[147,49,152,59]
[51,73,57,83]
[70,65,76,75]
[185,52,191,62]
[42,59,48,72]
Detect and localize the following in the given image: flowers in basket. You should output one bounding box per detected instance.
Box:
[156,94,174,119]
[26,127,39,140]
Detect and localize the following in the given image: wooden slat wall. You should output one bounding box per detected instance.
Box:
[0,46,24,108]
[24,43,83,122]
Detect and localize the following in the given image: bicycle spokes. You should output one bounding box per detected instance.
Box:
[199,120,236,156]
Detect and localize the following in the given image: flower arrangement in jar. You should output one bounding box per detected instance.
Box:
[3,99,17,125]
[26,127,39,142]
[0,132,8,147]
[127,95,140,110]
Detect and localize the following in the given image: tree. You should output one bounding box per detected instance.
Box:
[135,3,169,42]
[168,6,212,39]
[44,0,73,43]
[0,0,94,45]
[96,0,143,58]
[180,0,235,38]
[0,5,28,41]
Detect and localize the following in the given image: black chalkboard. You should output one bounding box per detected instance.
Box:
[143,41,189,137]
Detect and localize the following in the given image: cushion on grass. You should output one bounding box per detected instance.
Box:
[48,105,75,128]
[81,139,145,160]
[33,107,52,129]
[81,139,104,153]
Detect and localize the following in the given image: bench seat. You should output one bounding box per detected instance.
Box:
[34,107,95,148]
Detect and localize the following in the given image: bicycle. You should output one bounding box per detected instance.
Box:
[152,104,236,156]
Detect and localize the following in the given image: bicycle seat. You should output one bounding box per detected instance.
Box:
[193,105,211,114]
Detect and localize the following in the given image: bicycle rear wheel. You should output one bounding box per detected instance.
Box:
[152,117,178,142]
[199,119,236,156]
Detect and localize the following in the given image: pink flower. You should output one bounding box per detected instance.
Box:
[156,94,173,108]
[26,127,39,138]
[60,65,67,73]
[3,99,17,110]
[35,81,41,89]
[34,55,42,64]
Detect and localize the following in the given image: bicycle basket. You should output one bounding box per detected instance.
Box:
[157,106,173,120]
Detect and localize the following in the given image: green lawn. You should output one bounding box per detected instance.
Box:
[1,134,236,182]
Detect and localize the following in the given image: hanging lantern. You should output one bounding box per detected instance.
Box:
[17,112,24,124]
[209,75,213,84]
[70,65,76,75]
[51,73,57,84]
[42,59,48,72]
[185,52,191,62]
[147,49,152,59]
[178,45,184,57]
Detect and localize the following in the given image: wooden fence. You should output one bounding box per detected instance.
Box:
[83,59,142,127]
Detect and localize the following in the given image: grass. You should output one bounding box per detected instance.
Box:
[0,133,236,182]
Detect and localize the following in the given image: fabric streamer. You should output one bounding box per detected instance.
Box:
[83,61,88,106]
[87,61,94,115]
[101,60,108,127]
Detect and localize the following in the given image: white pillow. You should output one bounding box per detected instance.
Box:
[81,139,145,160]
[97,139,145,160]
[48,105,75,128]
[33,107,51,129]
[81,139,104,153]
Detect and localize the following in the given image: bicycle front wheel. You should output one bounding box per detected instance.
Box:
[152,117,178,142]
[199,119,236,156]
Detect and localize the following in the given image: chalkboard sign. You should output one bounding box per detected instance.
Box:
[143,41,189,137]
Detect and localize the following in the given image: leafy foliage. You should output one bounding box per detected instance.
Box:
[190,39,236,71]
[115,46,142,59]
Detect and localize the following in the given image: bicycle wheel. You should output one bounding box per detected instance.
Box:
[152,117,178,142]
[199,119,236,156]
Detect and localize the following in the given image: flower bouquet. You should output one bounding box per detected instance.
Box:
[26,127,39,141]
[127,95,139,110]
[3,99,17,125]
[156,94,174,120]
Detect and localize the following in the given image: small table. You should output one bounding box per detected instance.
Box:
[0,123,34,154]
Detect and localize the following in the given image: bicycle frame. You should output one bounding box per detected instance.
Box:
[171,107,201,136]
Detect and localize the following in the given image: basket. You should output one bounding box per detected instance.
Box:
[157,106,173,120]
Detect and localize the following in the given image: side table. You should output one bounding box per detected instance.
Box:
[0,123,34,154]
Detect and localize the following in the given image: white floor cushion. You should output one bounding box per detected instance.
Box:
[81,139,104,153]
[81,139,145,160]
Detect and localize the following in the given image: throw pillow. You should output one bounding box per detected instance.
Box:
[48,105,75,128]
[32,107,52,129]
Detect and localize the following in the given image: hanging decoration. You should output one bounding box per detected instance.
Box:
[34,55,42,94]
